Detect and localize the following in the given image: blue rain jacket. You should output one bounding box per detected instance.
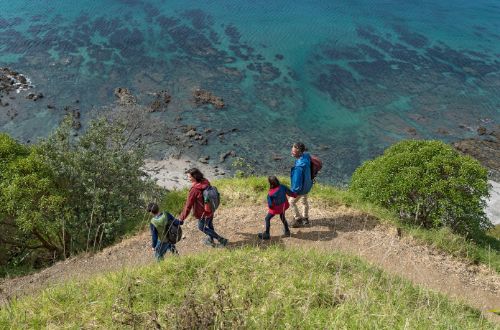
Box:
[290,152,313,195]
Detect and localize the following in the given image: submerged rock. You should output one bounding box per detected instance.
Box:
[26,92,43,101]
[193,89,224,109]
[198,155,210,164]
[219,150,236,163]
[148,90,171,112]
[114,87,136,106]
[0,67,32,96]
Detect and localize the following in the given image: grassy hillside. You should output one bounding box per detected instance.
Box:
[164,177,500,272]
[0,246,494,329]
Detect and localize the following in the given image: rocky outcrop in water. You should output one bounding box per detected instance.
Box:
[26,92,44,101]
[0,67,31,96]
[148,90,171,112]
[193,89,224,109]
[114,87,136,106]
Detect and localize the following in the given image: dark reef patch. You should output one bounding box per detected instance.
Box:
[309,23,500,154]
[224,24,241,43]
[182,9,213,30]
[156,15,180,29]
[392,24,429,48]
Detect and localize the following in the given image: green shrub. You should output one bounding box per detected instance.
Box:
[350,140,491,238]
[0,116,160,272]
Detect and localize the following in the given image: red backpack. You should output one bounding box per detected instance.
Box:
[310,155,323,181]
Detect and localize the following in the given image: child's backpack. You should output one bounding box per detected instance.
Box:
[271,185,288,206]
[203,185,220,212]
[165,221,183,244]
[310,155,323,181]
[155,213,183,244]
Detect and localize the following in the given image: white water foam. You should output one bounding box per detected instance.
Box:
[486,180,500,225]
[6,74,33,93]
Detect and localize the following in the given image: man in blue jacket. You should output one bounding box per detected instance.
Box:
[289,142,313,227]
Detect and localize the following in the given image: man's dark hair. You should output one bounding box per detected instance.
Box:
[147,202,159,214]
[268,175,280,189]
[187,168,205,182]
[293,142,306,153]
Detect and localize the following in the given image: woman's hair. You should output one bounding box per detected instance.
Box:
[187,168,205,182]
[268,175,280,189]
[292,142,306,153]
[147,202,159,214]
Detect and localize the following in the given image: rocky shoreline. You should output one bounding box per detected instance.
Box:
[453,128,500,182]
[142,154,226,190]
[453,127,500,224]
[1,62,498,223]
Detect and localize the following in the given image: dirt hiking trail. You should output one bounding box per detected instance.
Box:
[1,203,499,322]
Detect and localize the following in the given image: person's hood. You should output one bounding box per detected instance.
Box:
[193,178,210,190]
[295,152,311,167]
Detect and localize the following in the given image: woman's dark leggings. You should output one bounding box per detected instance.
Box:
[198,217,221,241]
[264,213,289,234]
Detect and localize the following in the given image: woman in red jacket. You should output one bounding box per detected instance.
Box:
[179,168,228,247]
[258,176,294,240]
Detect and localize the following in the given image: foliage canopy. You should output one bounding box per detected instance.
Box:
[0,116,158,271]
[350,140,491,238]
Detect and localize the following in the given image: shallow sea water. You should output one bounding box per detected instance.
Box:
[0,0,499,183]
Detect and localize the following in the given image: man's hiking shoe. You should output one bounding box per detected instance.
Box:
[283,229,291,237]
[291,218,303,228]
[302,217,310,226]
[203,237,216,247]
[219,237,229,247]
[258,232,271,240]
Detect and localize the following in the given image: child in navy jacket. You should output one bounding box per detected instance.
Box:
[147,202,183,260]
[258,176,295,240]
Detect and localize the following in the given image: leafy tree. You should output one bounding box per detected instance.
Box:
[0,114,159,271]
[0,134,69,267]
[350,140,491,238]
[38,115,158,253]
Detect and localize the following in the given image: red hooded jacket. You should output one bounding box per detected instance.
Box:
[180,179,213,220]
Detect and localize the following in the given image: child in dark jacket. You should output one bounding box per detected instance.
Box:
[258,176,294,240]
[147,202,183,261]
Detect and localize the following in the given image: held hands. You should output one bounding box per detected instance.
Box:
[175,216,184,226]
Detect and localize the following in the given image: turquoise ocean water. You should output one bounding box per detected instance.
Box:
[1,0,499,182]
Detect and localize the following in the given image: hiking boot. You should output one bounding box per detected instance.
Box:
[258,232,271,240]
[283,229,291,237]
[203,237,216,247]
[290,218,303,228]
[302,217,310,226]
[218,237,229,247]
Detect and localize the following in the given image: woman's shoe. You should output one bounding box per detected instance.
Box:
[203,237,216,247]
[258,232,271,240]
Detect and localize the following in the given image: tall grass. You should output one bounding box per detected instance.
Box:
[0,247,493,329]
